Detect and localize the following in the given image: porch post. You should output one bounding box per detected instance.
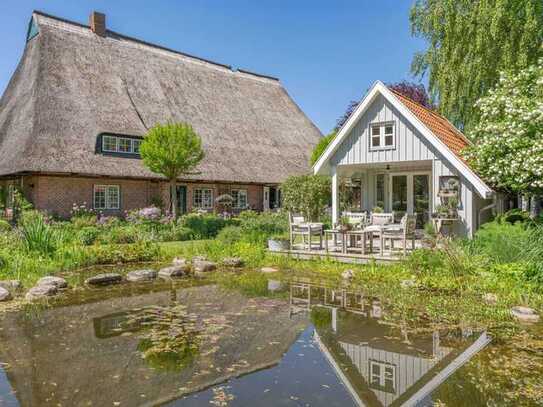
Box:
[331,165,339,226]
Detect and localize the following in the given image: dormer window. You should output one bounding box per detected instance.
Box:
[99,134,142,157]
[370,122,395,150]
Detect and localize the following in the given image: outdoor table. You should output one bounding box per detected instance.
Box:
[324,229,347,253]
[344,229,368,255]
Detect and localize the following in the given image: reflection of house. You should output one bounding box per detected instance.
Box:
[0,284,307,407]
[291,282,491,407]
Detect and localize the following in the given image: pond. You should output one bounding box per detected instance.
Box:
[0,271,541,406]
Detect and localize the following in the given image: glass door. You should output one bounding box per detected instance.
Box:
[391,175,408,221]
[413,174,430,228]
[176,186,187,215]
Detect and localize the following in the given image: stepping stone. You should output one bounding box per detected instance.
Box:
[25,285,58,301]
[37,276,68,289]
[158,265,190,278]
[260,267,278,274]
[511,306,540,323]
[193,260,217,274]
[222,257,244,267]
[0,280,22,292]
[268,280,284,292]
[172,257,188,266]
[192,256,207,262]
[126,269,157,282]
[0,287,11,302]
[85,273,123,286]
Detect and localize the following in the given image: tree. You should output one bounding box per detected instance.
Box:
[410,0,543,131]
[310,131,336,166]
[140,123,205,218]
[281,175,331,221]
[387,81,434,109]
[335,100,359,131]
[464,60,543,212]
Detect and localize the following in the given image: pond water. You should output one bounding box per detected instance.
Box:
[0,273,541,406]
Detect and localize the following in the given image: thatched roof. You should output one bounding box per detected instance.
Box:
[0,11,322,184]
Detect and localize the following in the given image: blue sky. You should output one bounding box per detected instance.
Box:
[0,1,426,134]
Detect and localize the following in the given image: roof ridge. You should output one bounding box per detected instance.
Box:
[32,10,280,83]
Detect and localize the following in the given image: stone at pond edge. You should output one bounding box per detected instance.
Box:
[158,265,190,278]
[85,273,123,286]
[192,256,207,262]
[0,287,11,302]
[0,280,22,292]
[126,269,157,282]
[268,280,284,292]
[193,260,217,274]
[172,257,188,266]
[37,276,68,289]
[511,306,540,323]
[260,267,278,274]
[25,285,58,301]
[222,257,244,267]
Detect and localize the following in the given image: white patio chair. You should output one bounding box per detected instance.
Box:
[341,211,368,230]
[382,214,417,254]
[289,213,323,251]
[363,212,394,255]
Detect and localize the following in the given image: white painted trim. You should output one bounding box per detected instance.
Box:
[313,81,493,199]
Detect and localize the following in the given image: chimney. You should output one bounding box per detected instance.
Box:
[89,11,106,36]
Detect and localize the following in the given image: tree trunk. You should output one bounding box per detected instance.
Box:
[521,194,530,211]
[170,178,178,219]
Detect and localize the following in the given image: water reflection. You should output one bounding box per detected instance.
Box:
[0,279,491,406]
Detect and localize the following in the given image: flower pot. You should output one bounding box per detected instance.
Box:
[268,239,290,252]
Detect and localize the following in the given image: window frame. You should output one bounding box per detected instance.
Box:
[93,185,120,210]
[231,189,248,209]
[100,134,143,156]
[193,188,213,210]
[369,121,396,151]
[369,360,396,393]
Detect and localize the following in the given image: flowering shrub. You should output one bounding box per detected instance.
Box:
[70,202,95,218]
[464,60,543,195]
[127,206,163,224]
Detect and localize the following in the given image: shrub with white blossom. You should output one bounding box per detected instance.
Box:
[464,60,543,195]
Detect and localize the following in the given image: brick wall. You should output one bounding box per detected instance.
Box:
[24,175,266,218]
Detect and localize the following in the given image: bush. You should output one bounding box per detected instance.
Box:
[156,225,193,242]
[0,219,11,232]
[470,221,531,264]
[78,226,101,246]
[237,210,288,244]
[98,225,140,245]
[180,213,226,239]
[216,226,243,245]
[81,241,159,264]
[281,174,331,221]
[18,211,60,255]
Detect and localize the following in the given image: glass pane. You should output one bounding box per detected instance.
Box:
[375,174,385,210]
[371,126,380,136]
[107,187,119,209]
[102,136,117,152]
[413,174,430,228]
[94,187,106,209]
[385,135,394,146]
[385,125,393,135]
[372,136,380,147]
[132,139,141,153]
[119,138,131,153]
[392,175,407,220]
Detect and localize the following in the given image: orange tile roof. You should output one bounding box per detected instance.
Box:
[389,88,470,159]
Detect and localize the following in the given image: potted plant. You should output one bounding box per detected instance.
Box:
[338,216,352,232]
[268,232,290,252]
[447,197,459,218]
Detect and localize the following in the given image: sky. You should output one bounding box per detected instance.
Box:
[0,1,427,134]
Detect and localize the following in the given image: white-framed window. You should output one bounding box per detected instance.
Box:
[369,122,395,150]
[369,360,396,393]
[193,188,213,209]
[231,189,248,209]
[94,185,120,210]
[101,135,142,155]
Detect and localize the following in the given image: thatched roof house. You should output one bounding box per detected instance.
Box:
[0,11,321,217]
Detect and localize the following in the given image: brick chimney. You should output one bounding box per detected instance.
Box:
[89,11,106,36]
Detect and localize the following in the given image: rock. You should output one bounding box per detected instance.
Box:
[400,279,417,289]
[172,257,188,266]
[268,280,284,292]
[483,293,498,305]
[342,270,355,280]
[193,260,217,274]
[25,285,58,301]
[222,257,244,267]
[0,280,22,291]
[158,265,190,278]
[126,269,157,282]
[511,306,540,323]
[260,267,278,274]
[37,276,68,289]
[0,287,11,302]
[192,256,207,262]
[85,273,123,286]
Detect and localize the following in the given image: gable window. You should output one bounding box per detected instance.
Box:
[193,188,213,209]
[94,185,120,210]
[101,134,142,155]
[369,360,396,393]
[231,189,248,209]
[370,122,395,150]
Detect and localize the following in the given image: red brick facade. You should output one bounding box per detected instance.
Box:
[7,175,267,218]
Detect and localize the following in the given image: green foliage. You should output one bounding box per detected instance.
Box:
[281,175,331,221]
[77,226,100,246]
[310,307,332,329]
[464,60,543,194]
[216,225,244,245]
[310,131,336,166]
[18,211,60,255]
[237,210,288,244]
[80,241,159,264]
[410,0,543,130]
[469,221,531,264]
[0,219,11,232]
[180,213,227,239]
